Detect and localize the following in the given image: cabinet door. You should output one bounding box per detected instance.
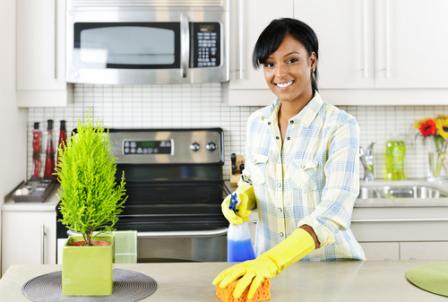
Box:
[2,211,56,274]
[400,242,448,260]
[359,242,399,260]
[294,0,375,88]
[16,0,69,106]
[227,0,293,106]
[374,0,448,88]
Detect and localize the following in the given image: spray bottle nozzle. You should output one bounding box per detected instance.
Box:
[229,192,239,212]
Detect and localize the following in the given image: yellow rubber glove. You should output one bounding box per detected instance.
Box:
[213,228,315,299]
[221,184,256,225]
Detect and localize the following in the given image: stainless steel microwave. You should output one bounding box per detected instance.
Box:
[66,0,230,85]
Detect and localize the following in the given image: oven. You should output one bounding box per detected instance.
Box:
[57,128,229,262]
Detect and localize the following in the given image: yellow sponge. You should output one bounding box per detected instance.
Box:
[215,278,271,302]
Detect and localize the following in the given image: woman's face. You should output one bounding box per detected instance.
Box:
[262,34,317,104]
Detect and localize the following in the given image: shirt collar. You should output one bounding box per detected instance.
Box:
[265,91,324,128]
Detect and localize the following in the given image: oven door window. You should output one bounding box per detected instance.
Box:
[73,22,180,69]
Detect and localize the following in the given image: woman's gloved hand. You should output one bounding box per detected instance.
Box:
[221,185,256,225]
[213,228,316,299]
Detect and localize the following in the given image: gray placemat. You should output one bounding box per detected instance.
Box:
[22,268,157,302]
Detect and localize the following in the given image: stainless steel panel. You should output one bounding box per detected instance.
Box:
[110,129,223,164]
[137,235,226,262]
[66,2,230,84]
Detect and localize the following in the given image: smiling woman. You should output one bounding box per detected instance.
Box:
[213,18,365,301]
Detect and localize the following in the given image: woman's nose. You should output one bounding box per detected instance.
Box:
[274,63,287,77]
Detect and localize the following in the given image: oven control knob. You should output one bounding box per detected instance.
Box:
[206,142,217,152]
[190,142,200,152]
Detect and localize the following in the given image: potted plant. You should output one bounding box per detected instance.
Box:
[56,118,127,296]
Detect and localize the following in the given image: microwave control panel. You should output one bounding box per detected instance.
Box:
[190,22,221,68]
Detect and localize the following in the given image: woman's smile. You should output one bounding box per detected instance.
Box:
[274,80,295,89]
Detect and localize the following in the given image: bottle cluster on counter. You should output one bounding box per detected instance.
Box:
[33,119,67,180]
[11,120,68,203]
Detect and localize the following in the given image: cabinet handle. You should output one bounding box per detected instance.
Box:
[180,14,189,79]
[384,0,391,78]
[40,224,46,264]
[361,0,369,78]
[238,0,245,79]
[54,0,58,80]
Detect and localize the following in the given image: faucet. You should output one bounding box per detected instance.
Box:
[359,143,375,181]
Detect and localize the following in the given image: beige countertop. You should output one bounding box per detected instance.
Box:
[1,261,447,301]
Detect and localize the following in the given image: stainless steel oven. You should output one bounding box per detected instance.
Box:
[57,128,229,262]
[66,0,230,84]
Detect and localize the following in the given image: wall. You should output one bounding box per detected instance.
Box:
[0,1,27,196]
[0,0,28,275]
[27,84,448,180]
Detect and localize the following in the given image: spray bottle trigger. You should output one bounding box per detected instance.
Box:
[229,192,239,212]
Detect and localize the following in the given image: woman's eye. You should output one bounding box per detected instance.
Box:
[287,58,298,64]
[263,62,274,68]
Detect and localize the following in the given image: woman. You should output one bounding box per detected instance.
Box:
[213,18,365,299]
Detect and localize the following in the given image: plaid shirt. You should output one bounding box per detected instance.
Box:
[240,92,365,261]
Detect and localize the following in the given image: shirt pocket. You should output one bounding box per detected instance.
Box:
[291,159,319,192]
[250,154,269,185]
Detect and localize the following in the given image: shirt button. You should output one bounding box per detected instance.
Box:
[289,120,294,124]
[280,232,284,238]
[275,136,279,140]
[287,137,291,140]
[268,121,271,125]
[278,207,283,213]
[277,183,282,189]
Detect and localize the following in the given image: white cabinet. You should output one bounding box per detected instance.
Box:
[227,0,293,106]
[352,204,448,260]
[227,0,448,106]
[294,0,374,89]
[295,0,448,89]
[1,205,56,275]
[360,242,399,261]
[16,0,72,107]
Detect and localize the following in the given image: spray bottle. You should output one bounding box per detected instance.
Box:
[227,192,256,262]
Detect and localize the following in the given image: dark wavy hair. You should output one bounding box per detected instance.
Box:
[252,18,319,92]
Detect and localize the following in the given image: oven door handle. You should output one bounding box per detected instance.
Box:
[137,228,228,238]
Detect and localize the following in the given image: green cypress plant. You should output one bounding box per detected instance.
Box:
[56,118,127,246]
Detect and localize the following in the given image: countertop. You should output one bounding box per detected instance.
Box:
[1,261,447,301]
[1,189,59,212]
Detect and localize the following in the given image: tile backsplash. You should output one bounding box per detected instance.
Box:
[28,84,448,180]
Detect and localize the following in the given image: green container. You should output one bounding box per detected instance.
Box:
[385,140,406,180]
[62,234,114,296]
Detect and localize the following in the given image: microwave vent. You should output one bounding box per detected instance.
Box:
[70,0,224,7]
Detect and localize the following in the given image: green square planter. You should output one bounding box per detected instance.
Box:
[62,234,114,296]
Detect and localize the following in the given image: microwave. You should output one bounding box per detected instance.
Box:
[66,0,230,85]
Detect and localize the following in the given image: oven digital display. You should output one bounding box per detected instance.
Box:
[123,140,172,155]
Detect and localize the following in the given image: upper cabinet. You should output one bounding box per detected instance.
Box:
[16,0,71,107]
[227,0,293,106]
[227,0,448,106]
[373,0,448,88]
[294,0,375,89]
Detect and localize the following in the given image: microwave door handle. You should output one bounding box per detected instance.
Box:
[180,14,189,78]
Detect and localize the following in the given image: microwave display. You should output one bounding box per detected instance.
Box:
[190,22,221,68]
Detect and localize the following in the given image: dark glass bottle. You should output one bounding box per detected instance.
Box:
[44,119,55,179]
[57,120,67,165]
[32,122,42,178]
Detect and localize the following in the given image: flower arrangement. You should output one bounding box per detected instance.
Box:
[415,115,448,178]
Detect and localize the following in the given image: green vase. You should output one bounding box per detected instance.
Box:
[62,234,114,296]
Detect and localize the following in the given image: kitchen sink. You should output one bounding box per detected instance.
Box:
[358,184,448,200]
